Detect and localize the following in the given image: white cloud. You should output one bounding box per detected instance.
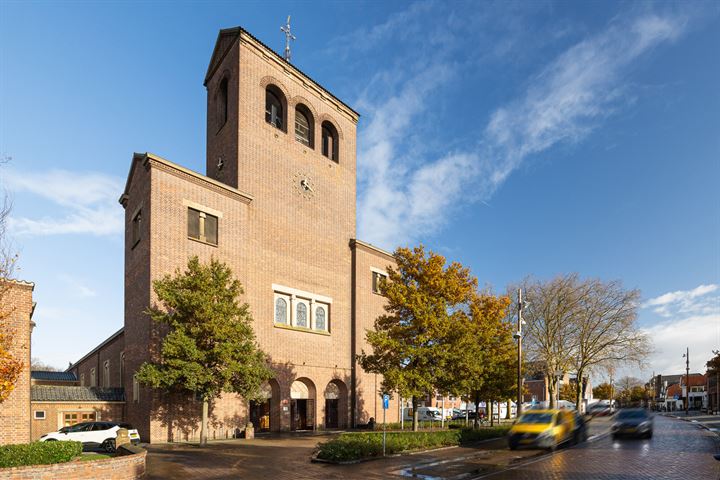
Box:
[2,169,124,236]
[356,9,689,248]
[324,0,435,59]
[643,284,719,317]
[641,313,720,376]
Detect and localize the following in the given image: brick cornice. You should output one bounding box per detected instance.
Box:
[350,239,395,261]
[119,152,254,207]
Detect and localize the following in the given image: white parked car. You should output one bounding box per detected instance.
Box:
[40,422,140,452]
[403,407,443,422]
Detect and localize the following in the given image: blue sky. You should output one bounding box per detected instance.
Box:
[1,1,718,378]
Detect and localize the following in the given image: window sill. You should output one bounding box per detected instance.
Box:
[273,323,330,336]
[264,121,286,135]
[188,236,218,248]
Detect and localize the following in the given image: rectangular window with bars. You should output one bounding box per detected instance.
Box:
[131,209,142,247]
[372,271,387,294]
[187,207,218,246]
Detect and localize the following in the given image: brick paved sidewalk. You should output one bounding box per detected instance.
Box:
[145,418,612,479]
[663,411,720,435]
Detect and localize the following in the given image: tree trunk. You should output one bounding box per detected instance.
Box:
[574,369,584,414]
[547,375,556,409]
[200,398,209,446]
[505,399,511,419]
[473,391,481,429]
[489,400,494,426]
[464,394,469,427]
[412,396,419,432]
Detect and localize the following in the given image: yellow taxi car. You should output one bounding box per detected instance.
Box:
[508,409,576,451]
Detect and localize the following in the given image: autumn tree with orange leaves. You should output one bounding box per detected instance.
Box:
[0,157,22,403]
[359,245,514,431]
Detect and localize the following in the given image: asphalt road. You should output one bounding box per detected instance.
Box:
[479,414,719,480]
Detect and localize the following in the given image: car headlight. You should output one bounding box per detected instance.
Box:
[538,429,553,439]
[611,423,619,431]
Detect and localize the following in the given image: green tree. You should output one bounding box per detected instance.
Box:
[358,245,477,431]
[559,382,578,402]
[136,256,273,446]
[442,294,514,428]
[593,382,612,400]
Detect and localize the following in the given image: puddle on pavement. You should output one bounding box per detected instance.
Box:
[390,451,510,480]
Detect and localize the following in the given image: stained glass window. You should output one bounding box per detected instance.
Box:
[315,306,326,331]
[296,302,307,327]
[275,297,287,324]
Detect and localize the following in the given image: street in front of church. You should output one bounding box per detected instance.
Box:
[144,415,719,479]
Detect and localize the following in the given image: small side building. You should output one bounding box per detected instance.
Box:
[30,385,125,440]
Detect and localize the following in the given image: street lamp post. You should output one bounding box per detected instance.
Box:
[714,349,720,415]
[683,348,689,416]
[514,289,525,418]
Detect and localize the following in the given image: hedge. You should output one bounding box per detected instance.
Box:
[316,426,510,462]
[0,441,83,468]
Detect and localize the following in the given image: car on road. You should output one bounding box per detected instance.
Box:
[451,409,485,421]
[508,409,578,451]
[611,408,653,439]
[588,402,612,416]
[40,421,140,452]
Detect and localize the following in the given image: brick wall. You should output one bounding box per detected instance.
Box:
[70,330,124,388]
[1,449,145,480]
[30,402,124,441]
[351,242,401,425]
[0,280,34,445]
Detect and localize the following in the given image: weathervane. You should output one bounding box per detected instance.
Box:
[280,15,296,62]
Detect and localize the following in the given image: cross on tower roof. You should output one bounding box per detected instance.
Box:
[280,15,296,63]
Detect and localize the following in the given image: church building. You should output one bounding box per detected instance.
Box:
[68,26,402,443]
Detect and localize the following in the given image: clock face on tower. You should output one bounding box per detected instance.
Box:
[293,172,315,199]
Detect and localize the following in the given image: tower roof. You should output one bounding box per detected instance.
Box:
[205,27,359,122]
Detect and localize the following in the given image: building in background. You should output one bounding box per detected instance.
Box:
[656,373,706,411]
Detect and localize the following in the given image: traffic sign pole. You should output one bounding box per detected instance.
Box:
[382,394,389,456]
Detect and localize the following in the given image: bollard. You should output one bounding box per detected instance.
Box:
[116,428,130,449]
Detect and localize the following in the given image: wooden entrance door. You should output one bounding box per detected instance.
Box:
[249,400,271,431]
[325,399,339,428]
[291,399,314,430]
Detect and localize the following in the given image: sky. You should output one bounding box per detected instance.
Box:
[1,1,718,380]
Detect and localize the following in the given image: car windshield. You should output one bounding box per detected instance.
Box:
[517,413,554,424]
[617,410,647,419]
[63,423,90,433]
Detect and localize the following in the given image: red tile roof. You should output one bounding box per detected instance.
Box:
[683,374,706,387]
[667,383,682,397]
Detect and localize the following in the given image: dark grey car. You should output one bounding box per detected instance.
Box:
[611,408,653,439]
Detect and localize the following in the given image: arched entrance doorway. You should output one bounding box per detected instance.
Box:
[324,379,348,429]
[290,378,316,431]
[249,380,280,432]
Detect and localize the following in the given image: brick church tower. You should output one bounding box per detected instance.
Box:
[72,26,399,443]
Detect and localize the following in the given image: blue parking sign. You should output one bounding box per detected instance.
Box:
[383,394,390,410]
